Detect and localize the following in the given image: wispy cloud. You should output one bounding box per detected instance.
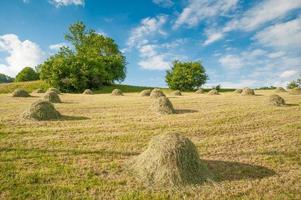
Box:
[50,0,85,7]
[152,0,174,8]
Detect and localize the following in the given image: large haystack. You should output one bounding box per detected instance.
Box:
[150,88,165,98]
[234,89,242,94]
[150,96,175,115]
[129,133,214,187]
[47,87,61,94]
[275,87,286,93]
[195,88,205,94]
[83,89,93,95]
[171,90,182,96]
[140,89,151,96]
[12,89,30,97]
[289,87,301,95]
[23,100,61,121]
[44,91,61,103]
[269,94,285,106]
[111,89,123,96]
[208,89,219,95]
[241,87,255,96]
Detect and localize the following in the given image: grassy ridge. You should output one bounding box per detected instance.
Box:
[0,81,50,94]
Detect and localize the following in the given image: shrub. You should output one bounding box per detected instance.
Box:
[0,73,14,83]
[15,67,39,82]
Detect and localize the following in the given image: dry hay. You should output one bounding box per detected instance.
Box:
[171,90,182,96]
[241,87,255,96]
[111,89,123,96]
[150,88,166,98]
[33,88,44,93]
[234,89,242,94]
[83,89,93,95]
[129,132,214,187]
[44,91,62,103]
[150,96,175,115]
[12,89,30,97]
[195,88,205,94]
[275,87,286,93]
[208,89,219,95]
[23,100,61,121]
[269,94,286,106]
[47,87,61,94]
[140,89,151,96]
[289,87,301,95]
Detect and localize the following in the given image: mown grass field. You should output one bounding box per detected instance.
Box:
[0,90,300,199]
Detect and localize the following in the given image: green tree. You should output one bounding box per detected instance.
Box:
[40,22,126,92]
[0,73,14,83]
[165,61,208,91]
[15,67,39,82]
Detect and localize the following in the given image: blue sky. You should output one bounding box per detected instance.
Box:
[0,0,300,88]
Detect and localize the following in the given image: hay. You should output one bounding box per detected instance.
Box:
[111,89,123,96]
[33,88,44,93]
[195,88,205,94]
[234,89,242,94]
[171,90,182,96]
[12,89,30,97]
[208,89,219,95]
[83,89,93,95]
[269,94,285,106]
[47,87,61,94]
[129,132,214,187]
[44,91,61,103]
[275,87,286,93]
[140,89,151,96]
[150,88,166,98]
[150,96,175,115]
[289,87,301,95]
[241,87,255,96]
[23,100,60,120]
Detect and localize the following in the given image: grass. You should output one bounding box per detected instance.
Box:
[0,90,300,199]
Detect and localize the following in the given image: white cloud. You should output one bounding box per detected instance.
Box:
[173,0,239,29]
[50,0,85,7]
[279,70,298,78]
[49,42,68,51]
[153,0,174,8]
[219,54,243,69]
[0,34,44,77]
[203,31,224,46]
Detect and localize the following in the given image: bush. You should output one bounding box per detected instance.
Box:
[15,67,39,82]
[165,61,208,91]
[0,73,14,83]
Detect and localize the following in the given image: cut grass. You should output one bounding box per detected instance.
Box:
[0,90,300,199]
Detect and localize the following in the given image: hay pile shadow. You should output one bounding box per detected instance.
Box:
[175,109,198,114]
[23,100,61,121]
[12,89,30,97]
[150,88,166,98]
[83,89,93,95]
[269,94,285,106]
[112,89,123,96]
[140,89,151,96]
[241,87,255,96]
[44,91,62,103]
[150,96,175,115]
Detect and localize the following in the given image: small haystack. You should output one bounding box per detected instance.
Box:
[195,88,205,94]
[234,89,242,94]
[129,133,214,187]
[111,89,123,96]
[150,88,165,98]
[151,96,175,115]
[208,89,219,95]
[140,89,151,96]
[12,89,30,97]
[33,88,44,93]
[275,87,286,93]
[289,87,301,95]
[241,87,255,96]
[47,87,61,94]
[44,91,61,103]
[83,89,93,95]
[23,100,60,121]
[269,94,285,106]
[171,90,182,96]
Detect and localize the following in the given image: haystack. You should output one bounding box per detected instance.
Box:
[269,94,285,106]
[129,133,214,187]
[44,91,61,103]
[150,96,175,115]
[111,89,123,96]
[150,88,165,98]
[289,87,301,95]
[171,90,182,96]
[12,89,30,97]
[23,100,60,121]
[47,87,61,94]
[241,87,255,96]
[234,89,242,94]
[275,87,286,93]
[140,89,151,96]
[195,88,205,94]
[83,89,93,95]
[33,88,44,93]
[208,89,219,95]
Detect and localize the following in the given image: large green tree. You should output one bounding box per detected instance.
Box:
[15,67,39,82]
[0,73,14,83]
[165,61,208,91]
[39,22,126,92]
[287,74,301,89]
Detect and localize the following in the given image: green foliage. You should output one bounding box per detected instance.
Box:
[0,73,14,83]
[165,61,208,91]
[15,67,39,82]
[0,80,50,94]
[39,22,126,92]
[287,81,299,89]
[213,84,221,91]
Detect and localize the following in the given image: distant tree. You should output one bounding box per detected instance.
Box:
[15,67,39,82]
[287,81,299,89]
[40,21,126,92]
[0,73,14,83]
[213,84,221,91]
[165,61,208,91]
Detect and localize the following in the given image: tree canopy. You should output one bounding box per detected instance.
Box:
[39,22,126,92]
[0,73,14,83]
[165,61,208,91]
[15,67,39,82]
[287,74,301,89]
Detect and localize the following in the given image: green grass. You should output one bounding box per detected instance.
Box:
[0,81,50,94]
